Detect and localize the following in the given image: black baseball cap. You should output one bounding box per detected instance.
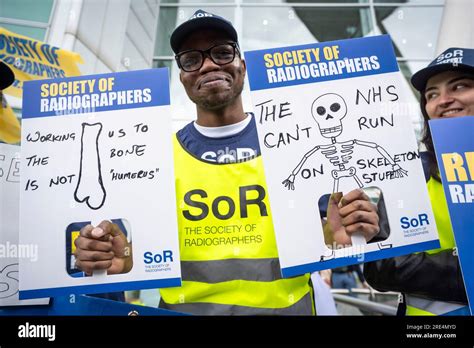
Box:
[0,60,14,90]
[170,9,238,54]
[411,47,474,92]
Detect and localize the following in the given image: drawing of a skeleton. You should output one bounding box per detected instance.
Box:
[283,93,407,193]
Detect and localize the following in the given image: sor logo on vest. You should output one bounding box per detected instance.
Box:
[201,147,257,163]
[183,185,268,221]
[144,250,173,264]
[400,213,430,236]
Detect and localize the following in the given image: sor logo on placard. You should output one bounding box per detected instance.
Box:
[143,250,173,264]
[400,213,430,237]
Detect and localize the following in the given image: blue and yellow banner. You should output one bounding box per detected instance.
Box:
[0,27,83,98]
[245,35,399,91]
[430,116,474,315]
[0,94,20,143]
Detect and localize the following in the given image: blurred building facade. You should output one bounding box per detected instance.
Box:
[1,0,473,132]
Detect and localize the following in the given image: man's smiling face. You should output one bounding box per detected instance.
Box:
[178,30,246,111]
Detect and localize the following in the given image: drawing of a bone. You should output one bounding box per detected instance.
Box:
[74,123,106,210]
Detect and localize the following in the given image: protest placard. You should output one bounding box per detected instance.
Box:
[0,143,49,306]
[19,68,181,299]
[430,116,474,315]
[245,35,440,277]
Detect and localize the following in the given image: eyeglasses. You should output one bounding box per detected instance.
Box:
[175,42,239,72]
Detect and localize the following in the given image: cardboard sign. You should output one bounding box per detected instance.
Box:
[430,116,474,315]
[245,35,440,277]
[0,143,49,306]
[19,68,181,299]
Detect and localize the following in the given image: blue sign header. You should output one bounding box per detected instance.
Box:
[245,35,399,91]
[22,68,170,118]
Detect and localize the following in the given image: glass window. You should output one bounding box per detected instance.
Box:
[375,6,443,60]
[155,7,178,57]
[243,0,368,3]
[399,59,432,93]
[242,7,372,51]
[163,0,236,3]
[153,1,446,138]
[374,0,444,3]
[0,0,53,23]
[154,7,235,57]
[153,60,173,70]
[1,23,46,41]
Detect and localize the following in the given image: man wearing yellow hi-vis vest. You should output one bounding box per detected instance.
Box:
[73,10,382,315]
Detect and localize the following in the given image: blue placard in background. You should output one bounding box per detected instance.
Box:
[430,116,474,315]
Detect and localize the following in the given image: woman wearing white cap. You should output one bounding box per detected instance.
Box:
[364,47,474,316]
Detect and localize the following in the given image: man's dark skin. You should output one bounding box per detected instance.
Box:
[179,30,247,126]
[74,220,131,275]
[73,29,380,275]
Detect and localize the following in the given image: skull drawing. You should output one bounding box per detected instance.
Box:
[311,93,347,138]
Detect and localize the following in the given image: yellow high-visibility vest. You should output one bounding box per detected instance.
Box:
[159,135,314,315]
[426,177,455,254]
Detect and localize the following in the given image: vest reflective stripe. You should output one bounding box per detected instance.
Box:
[162,277,311,309]
[405,178,464,316]
[181,258,282,283]
[159,136,313,315]
[406,295,466,316]
[160,291,314,315]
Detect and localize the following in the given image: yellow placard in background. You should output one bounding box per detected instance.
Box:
[0,27,83,99]
[0,94,20,143]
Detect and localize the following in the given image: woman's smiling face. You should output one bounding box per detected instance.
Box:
[424,70,474,119]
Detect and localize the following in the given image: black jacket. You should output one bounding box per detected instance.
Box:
[363,249,467,303]
[363,152,467,304]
